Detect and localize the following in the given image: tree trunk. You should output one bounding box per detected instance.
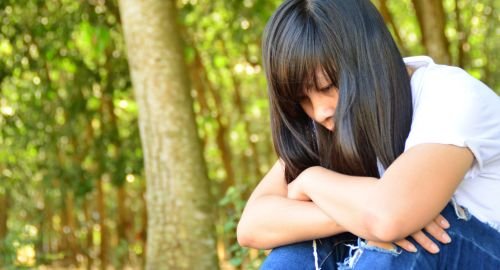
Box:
[45,194,54,254]
[102,64,131,267]
[139,182,147,267]
[96,176,108,270]
[58,182,76,266]
[377,0,408,55]
[62,190,78,265]
[83,196,94,270]
[0,189,7,263]
[117,185,130,243]
[194,52,235,192]
[118,1,219,269]
[411,0,451,64]
[454,0,466,68]
[482,0,497,88]
[0,191,6,239]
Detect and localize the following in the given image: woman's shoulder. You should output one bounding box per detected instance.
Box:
[405,56,498,107]
[403,56,500,153]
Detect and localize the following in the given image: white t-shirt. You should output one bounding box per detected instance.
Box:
[402,56,500,230]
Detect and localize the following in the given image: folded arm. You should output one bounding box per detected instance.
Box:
[290,143,474,242]
[237,160,346,249]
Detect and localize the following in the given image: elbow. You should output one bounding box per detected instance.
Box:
[236,219,274,249]
[364,208,405,242]
[236,220,261,248]
[236,222,253,248]
[369,220,403,243]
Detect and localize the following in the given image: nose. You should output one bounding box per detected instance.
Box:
[320,116,335,131]
[314,111,334,130]
[309,95,335,130]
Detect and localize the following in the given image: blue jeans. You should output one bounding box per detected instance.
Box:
[260,233,356,270]
[260,201,500,269]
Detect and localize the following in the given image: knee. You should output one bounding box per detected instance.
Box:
[260,241,316,269]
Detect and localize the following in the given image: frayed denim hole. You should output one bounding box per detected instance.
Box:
[361,242,402,256]
[337,249,362,270]
[337,239,364,270]
[333,238,358,249]
[329,238,357,268]
[338,239,403,270]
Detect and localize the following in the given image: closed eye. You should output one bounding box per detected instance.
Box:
[319,83,335,93]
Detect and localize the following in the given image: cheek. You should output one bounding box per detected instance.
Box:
[300,102,313,118]
[332,90,340,108]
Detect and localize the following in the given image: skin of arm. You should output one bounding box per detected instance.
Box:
[289,143,474,243]
[237,160,346,249]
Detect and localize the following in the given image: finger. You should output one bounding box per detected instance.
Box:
[425,220,452,244]
[394,239,417,253]
[411,230,440,254]
[435,214,450,229]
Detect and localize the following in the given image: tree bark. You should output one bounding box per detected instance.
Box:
[191,50,235,193]
[96,176,108,270]
[117,185,131,243]
[377,0,408,55]
[482,0,497,88]
[102,64,131,266]
[139,181,147,267]
[454,0,467,68]
[0,191,6,239]
[118,1,219,269]
[83,196,94,270]
[0,189,7,262]
[411,0,451,64]
[62,189,77,265]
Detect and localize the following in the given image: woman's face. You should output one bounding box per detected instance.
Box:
[299,69,339,131]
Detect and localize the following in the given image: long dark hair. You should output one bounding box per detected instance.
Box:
[263,0,413,183]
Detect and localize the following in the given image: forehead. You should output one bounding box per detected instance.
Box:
[305,68,332,90]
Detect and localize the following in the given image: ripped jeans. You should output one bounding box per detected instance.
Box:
[260,201,500,270]
[260,232,356,270]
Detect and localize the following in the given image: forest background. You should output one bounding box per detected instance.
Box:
[0,0,498,269]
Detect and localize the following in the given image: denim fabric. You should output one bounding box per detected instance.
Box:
[259,202,500,270]
[343,202,500,270]
[260,233,356,270]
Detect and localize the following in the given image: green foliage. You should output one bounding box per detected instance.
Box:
[1,233,18,269]
[1,0,143,268]
[0,0,498,269]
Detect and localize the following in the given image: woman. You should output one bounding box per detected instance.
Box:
[237,0,500,269]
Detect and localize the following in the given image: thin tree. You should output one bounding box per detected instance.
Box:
[118,0,219,269]
[0,188,7,263]
[411,0,452,64]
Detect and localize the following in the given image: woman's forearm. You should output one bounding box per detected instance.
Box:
[296,144,472,242]
[296,168,386,241]
[237,194,346,249]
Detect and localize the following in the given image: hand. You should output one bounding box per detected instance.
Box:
[394,214,451,254]
[287,177,311,201]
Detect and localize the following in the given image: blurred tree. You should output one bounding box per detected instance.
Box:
[412,0,452,64]
[0,0,497,269]
[0,187,7,264]
[0,0,145,268]
[119,0,219,269]
[376,0,408,54]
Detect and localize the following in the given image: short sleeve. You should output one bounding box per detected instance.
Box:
[405,65,500,171]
